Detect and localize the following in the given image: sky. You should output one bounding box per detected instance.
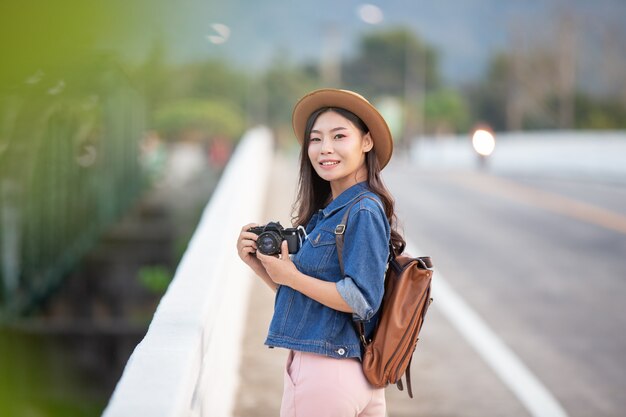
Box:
[136,0,626,89]
[2,0,625,92]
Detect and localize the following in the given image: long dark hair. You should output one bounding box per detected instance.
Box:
[292,107,406,255]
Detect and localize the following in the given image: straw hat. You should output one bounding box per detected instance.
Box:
[292,88,393,169]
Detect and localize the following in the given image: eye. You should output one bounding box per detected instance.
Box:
[309,136,321,142]
[333,133,345,140]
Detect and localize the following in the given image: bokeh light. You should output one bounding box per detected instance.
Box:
[357,4,384,25]
[207,23,231,44]
[472,129,496,156]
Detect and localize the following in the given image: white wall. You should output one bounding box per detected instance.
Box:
[410,130,626,182]
[103,126,274,417]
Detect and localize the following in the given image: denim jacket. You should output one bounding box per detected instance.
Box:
[265,182,391,359]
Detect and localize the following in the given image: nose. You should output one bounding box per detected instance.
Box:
[320,137,334,154]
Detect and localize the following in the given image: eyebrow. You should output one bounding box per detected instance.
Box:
[310,127,348,134]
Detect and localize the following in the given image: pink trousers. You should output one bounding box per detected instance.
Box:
[280,350,386,417]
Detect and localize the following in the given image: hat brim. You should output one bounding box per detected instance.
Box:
[292,89,393,169]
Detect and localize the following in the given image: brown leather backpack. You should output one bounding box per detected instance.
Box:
[335,197,434,398]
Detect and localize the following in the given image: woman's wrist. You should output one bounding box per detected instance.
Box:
[280,268,299,289]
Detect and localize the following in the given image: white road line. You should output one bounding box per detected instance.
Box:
[407,240,569,417]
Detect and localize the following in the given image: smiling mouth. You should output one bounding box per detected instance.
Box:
[320,161,339,166]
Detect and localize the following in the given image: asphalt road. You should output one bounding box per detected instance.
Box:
[383,160,626,417]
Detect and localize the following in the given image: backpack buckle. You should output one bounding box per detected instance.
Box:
[335,224,346,235]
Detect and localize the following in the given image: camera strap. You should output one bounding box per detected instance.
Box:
[297,225,307,245]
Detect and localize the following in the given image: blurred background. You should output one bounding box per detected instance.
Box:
[1,1,625,416]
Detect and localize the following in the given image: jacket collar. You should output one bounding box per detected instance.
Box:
[321,182,370,218]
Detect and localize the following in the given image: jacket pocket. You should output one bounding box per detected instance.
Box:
[305,227,337,276]
[308,226,336,247]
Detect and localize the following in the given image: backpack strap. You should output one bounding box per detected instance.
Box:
[335,195,432,276]
[405,355,414,398]
[334,195,388,347]
[335,195,388,275]
[395,355,415,398]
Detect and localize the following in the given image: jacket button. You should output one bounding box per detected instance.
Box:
[337,348,346,356]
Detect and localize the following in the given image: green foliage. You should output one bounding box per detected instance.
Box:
[574,94,626,129]
[255,56,318,146]
[0,2,168,91]
[0,328,106,416]
[344,27,440,98]
[464,53,510,130]
[172,60,249,104]
[464,85,508,131]
[133,40,171,126]
[467,50,626,131]
[262,59,318,127]
[135,55,251,143]
[137,265,172,294]
[0,57,146,316]
[154,99,245,142]
[424,90,471,134]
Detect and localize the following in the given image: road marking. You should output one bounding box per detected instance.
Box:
[407,240,569,417]
[448,173,626,235]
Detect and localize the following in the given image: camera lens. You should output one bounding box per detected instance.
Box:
[257,231,282,255]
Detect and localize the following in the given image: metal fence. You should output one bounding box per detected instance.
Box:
[0,65,146,317]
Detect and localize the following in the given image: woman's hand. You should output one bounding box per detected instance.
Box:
[257,241,353,313]
[237,223,279,292]
[237,223,264,271]
[256,241,299,287]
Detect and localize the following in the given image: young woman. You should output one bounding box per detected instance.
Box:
[237,89,405,417]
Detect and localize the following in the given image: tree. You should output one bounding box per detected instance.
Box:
[343,27,439,99]
[168,59,249,110]
[424,90,470,135]
[464,53,510,131]
[258,56,318,146]
[467,12,579,131]
[154,99,244,142]
[133,39,171,126]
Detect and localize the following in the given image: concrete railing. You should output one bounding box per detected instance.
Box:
[103,127,274,417]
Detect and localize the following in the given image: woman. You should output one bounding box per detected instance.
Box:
[237,89,405,417]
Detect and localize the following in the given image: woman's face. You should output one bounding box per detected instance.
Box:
[307,110,373,197]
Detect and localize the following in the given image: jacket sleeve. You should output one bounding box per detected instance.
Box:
[335,200,390,321]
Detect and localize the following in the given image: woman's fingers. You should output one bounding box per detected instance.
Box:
[238,237,258,250]
[241,231,258,241]
[255,250,269,263]
[237,223,259,257]
[239,239,257,253]
[241,246,257,256]
[241,223,259,232]
[237,225,259,259]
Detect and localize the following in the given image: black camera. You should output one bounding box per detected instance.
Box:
[248,222,306,256]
